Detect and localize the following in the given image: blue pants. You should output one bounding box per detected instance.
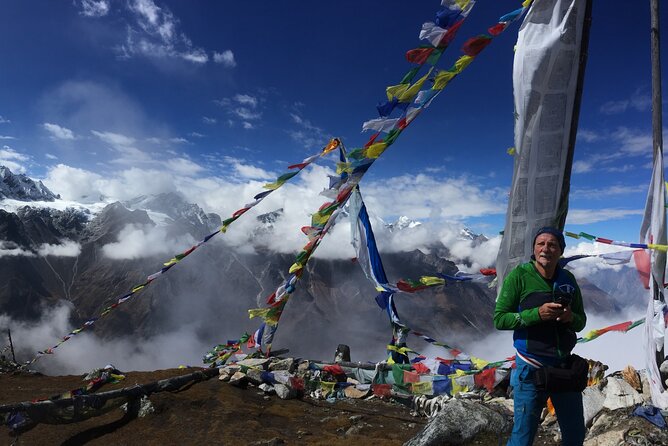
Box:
[507,357,585,446]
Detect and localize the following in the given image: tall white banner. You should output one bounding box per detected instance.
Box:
[496,0,590,291]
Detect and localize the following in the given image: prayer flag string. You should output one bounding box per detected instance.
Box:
[24,139,341,366]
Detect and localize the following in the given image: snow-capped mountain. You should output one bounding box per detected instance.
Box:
[387,215,422,231]
[0,166,59,201]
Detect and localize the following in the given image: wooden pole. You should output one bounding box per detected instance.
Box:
[8,328,17,364]
[650,0,666,377]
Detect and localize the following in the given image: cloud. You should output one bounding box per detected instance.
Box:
[288,111,331,149]
[0,304,215,374]
[43,122,76,140]
[102,223,194,259]
[0,241,34,257]
[362,174,506,221]
[0,146,30,172]
[43,164,179,202]
[91,129,154,164]
[577,129,601,143]
[567,208,644,224]
[37,240,82,257]
[572,184,647,199]
[600,88,652,115]
[202,116,217,124]
[222,156,274,180]
[188,132,204,138]
[115,0,209,64]
[164,157,205,176]
[215,94,262,128]
[612,127,652,156]
[0,136,15,140]
[76,0,110,17]
[92,129,135,147]
[45,153,58,160]
[213,50,236,68]
[572,159,593,174]
[0,116,10,124]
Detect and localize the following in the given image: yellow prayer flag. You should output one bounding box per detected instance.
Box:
[471,356,489,370]
[432,70,456,90]
[453,55,474,73]
[365,142,388,158]
[507,147,516,155]
[320,381,336,397]
[386,84,410,101]
[419,276,445,287]
[398,68,433,102]
[288,262,303,274]
[411,381,433,395]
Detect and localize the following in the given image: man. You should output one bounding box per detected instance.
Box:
[494,227,587,446]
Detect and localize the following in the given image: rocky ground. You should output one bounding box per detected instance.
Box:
[1,359,667,446]
[0,367,427,446]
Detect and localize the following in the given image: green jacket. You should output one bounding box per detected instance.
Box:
[494,262,586,362]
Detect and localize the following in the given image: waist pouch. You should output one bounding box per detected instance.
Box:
[535,354,588,392]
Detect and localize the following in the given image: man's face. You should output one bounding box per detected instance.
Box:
[533,233,562,270]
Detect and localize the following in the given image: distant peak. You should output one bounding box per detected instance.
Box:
[0,165,60,202]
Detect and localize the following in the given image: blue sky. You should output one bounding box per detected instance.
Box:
[0,0,665,245]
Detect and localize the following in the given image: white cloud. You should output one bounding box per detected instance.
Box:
[223,157,274,180]
[164,157,205,175]
[600,89,651,115]
[102,223,194,259]
[363,174,506,221]
[45,153,58,160]
[567,208,644,224]
[0,116,10,124]
[0,241,34,257]
[288,111,331,149]
[202,116,217,124]
[91,129,135,147]
[213,50,236,67]
[577,129,601,143]
[0,135,15,140]
[0,304,216,374]
[234,94,257,107]
[38,240,82,257]
[76,0,110,17]
[612,127,652,155]
[215,94,262,127]
[43,122,76,140]
[181,49,208,64]
[115,0,208,65]
[189,132,204,138]
[572,184,647,199]
[0,146,29,172]
[572,159,593,173]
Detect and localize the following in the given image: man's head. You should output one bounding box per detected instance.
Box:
[532,227,564,274]
[533,227,565,253]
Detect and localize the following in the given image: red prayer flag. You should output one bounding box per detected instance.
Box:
[480,268,497,276]
[438,19,464,47]
[405,47,435,65]
[488,23,505,36]
[412,362,430,375]
[372,384,392,398]
[473,368,496,393]
[403,370,420,383]
[462,35,492,57]
[633,250,651,289]
[323,364,346,376]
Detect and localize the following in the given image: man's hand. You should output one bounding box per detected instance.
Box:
[538,302,572,323]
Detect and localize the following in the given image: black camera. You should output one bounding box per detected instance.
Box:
[553,293,572,307]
